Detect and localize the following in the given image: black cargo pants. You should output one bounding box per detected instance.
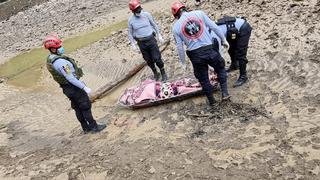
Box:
[61,84,97,131]
[228,21,252,74]
[136,36,164,70]
[187,45,228,103]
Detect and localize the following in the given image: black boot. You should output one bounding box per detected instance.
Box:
[80,124,91,134]
[233,75,248,87]
[207,94,216,106]
[233,64,248,87]
[220,82,230,100]
[91,123,106,133]
[226,61,239,73]
[160,68,168,82]
[151,67,160,81]
[83,128,91,134]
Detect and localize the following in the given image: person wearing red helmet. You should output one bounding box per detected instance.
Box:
[128,0,168,81]
[44,35,106,134]
[171,1,230,106]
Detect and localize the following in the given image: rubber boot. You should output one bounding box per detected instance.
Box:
[207,94,216,106]
[91,123,106,133]
[220,82,230,101]
[226,61,239,73]
[151,67,160,81]
[83,128,91,134]
[233,64,248,87]
[80,123,91,134]
[160,68,168,82]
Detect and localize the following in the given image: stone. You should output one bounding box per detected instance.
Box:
[148,166,156,174]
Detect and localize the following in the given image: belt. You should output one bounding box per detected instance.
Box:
[187,44,214,54]
[134,35,153,42]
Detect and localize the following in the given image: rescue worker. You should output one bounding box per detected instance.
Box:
[216,16,252,87]
[43,35,106,134]
[171,2,230,106]
[128,0,168,81]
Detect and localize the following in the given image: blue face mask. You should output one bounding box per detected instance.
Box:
[57,47,65,55]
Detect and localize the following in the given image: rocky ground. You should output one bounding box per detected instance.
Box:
[0,0,129,63]
[1,0,320,179]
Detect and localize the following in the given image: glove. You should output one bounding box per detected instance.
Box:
[222,40,230,50]
[131,44,139,53]
[83,86,92,94]
[158,34,165,44]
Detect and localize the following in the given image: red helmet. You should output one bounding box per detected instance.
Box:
[129,0,141,11]
[43,35,62,49]
[171,1,186,17]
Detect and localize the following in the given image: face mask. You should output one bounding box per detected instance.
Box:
[57,47,65,55]
[134,7,142,17]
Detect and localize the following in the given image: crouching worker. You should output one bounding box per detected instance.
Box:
[171,2,230,106]
[43,35,106,134]
[128,0,168,81]
[216,16,252,87]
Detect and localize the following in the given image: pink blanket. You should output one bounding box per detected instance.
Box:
[118,69,218,107]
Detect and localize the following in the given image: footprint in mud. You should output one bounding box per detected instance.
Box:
[302,94,320,108]
[265,50,278,60]
[0,123,7,131]
[291,75,307,88]
[113,118,130,127]
[309,45,320,64]
[280,91,292,104]
[270,91,280,104]
[190,130,206,138]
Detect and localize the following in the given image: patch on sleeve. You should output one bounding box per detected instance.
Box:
[63,64,71,74]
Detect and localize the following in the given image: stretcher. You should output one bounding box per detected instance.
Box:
[118,69,218,109]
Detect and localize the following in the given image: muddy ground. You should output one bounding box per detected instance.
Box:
[1,0,320,179]
[0,0,49,21]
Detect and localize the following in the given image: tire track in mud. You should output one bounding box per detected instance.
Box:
[246,18,320,177]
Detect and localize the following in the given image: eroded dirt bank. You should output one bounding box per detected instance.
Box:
[0,0,320,179]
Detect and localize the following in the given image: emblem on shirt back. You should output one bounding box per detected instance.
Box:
[182,17,204,39]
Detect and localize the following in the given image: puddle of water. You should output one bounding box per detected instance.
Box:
[0,20,127,88]
[8,64,42,88]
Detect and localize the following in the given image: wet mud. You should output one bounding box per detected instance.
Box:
[0,0,320,179]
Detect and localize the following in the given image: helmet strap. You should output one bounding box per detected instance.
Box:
[175,8,186,19]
